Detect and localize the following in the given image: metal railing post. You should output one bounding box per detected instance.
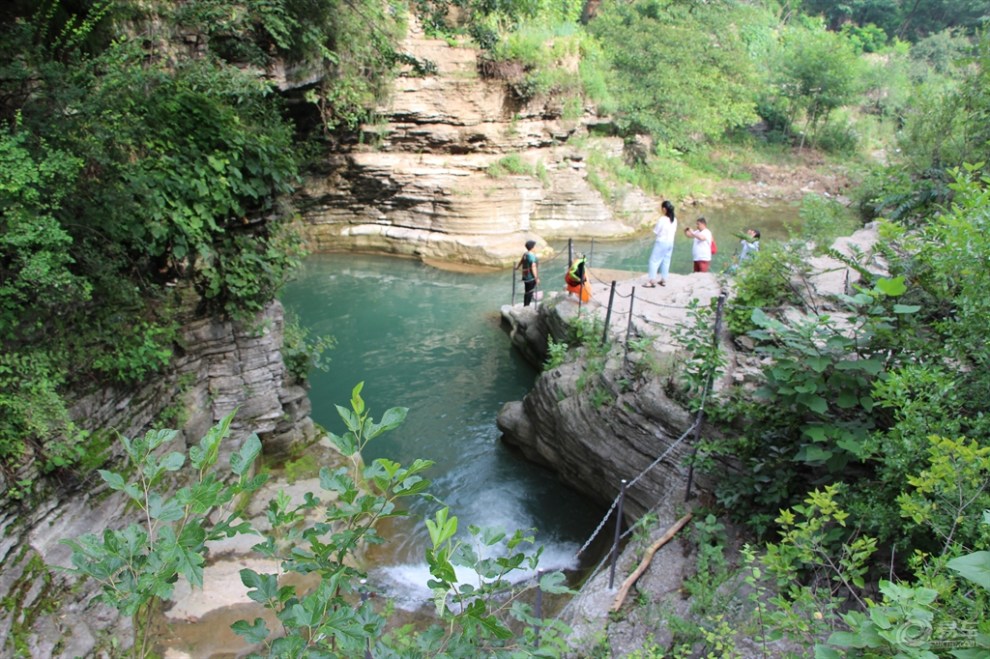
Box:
[601,281,617,346]
[608,479,628,589]
[624,287,636,362]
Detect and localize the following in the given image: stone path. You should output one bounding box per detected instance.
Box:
[577,267,723,351]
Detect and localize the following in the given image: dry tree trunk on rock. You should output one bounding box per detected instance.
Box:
[611,512,694,612]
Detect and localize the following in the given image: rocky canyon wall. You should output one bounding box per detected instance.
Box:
[495,224,881,524]
[496,298,733,524]
[0,295,316,658]
[295,18,658,267]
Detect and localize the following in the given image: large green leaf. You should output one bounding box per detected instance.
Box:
[876,276,907,297]
[947,551,990,591]
[230,434,261,476]
[231,618,270,645]
[796,444,832,463]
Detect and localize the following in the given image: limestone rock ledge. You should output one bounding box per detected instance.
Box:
[496,226,883,656]
[496,294,742,657]
[495,224,882,518]
[497,294,728,522]
[296,17,657,267]
[0,298,317,658]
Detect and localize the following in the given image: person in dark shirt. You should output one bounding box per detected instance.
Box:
[517,240,540,306]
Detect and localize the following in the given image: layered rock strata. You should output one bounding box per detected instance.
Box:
[296,18,656,267]
[0,297,316,658]
[497,292,730,523]
[497,226,882,655]
[496,225,881,521]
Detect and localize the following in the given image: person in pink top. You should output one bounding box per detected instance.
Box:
[684,217,713,273]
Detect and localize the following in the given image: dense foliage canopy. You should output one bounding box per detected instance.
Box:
[800,0,990,40]
[0,0,403,494]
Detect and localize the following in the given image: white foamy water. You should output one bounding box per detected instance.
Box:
[372,539,581,612]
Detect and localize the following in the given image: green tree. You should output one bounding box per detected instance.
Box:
[801,0,990,40]
[62,388,572,657]
[0,1,349,494]
[709,277,919,535]
[588,0,760,149]
[61,413,266,657]
[775,19,863,146]
[0,124,87,340]
[856,33,987,223]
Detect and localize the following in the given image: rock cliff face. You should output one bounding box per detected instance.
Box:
[496,294,729,523]
[496,226,881,656]
[496,225,880,523]
[0,296,316,658]
[296,17,656,267]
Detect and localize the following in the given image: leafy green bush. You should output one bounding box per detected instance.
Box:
[754,96,794,144]
[281,314,335,384]
[774,19,864,144]
[840,22,888,54]
[61,413,266,657]
[708,278,920,535]
[671,299,725,405]
[62,388,574,657]
[88,321,177,385]
[567,312,606,351]
[0,2,333,498]
[794,193,859,253]
[544,336,568,370]
[486,153,534,178]
[589,0,760,149]
[0,352,69,464]
[725,243,804,336]
[812,114,860,155]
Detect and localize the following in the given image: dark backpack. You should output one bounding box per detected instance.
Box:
[520,252,536,280]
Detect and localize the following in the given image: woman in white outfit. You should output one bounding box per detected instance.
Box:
[645,200,677,287]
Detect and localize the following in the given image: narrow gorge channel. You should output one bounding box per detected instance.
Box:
[280,253,606,606]
[279,199,802,604]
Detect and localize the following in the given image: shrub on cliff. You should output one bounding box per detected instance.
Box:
[62,388,573,657]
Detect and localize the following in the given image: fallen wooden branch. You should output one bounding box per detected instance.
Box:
[610,512,693,612]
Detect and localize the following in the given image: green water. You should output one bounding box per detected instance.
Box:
[279,200,803,605]
[281,254,608,605]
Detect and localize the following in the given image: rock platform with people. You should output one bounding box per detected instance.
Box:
[502,222,882,367]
